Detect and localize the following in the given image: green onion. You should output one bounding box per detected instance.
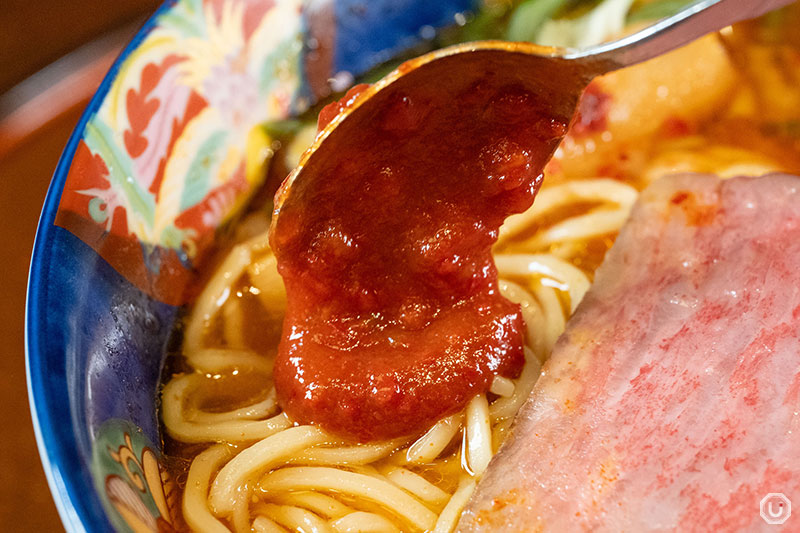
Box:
[627,0,694,24]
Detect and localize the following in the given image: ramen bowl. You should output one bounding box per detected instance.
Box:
[25,1,477,530]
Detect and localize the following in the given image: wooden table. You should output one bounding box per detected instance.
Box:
[0,1,160,529]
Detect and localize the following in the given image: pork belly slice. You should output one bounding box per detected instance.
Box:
[458,173,800,532]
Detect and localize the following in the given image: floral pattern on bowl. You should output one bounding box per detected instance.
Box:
[92,420,179,533]
[26,0,478,531]
[55,0,305,306]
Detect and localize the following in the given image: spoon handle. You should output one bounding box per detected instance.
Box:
[569,0,794,73]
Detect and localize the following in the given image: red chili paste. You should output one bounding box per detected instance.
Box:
[270,56,568,440]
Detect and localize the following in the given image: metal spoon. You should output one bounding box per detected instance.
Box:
[273,0,792,217]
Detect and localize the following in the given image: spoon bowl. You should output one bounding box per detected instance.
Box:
[273,0,793,223]
[273,40,591,217]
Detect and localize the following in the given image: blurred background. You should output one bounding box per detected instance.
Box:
[0,1,160,529]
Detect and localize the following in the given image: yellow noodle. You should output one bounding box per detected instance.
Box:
[496,254,591,312]
[347,464,384,479]
[498,178,637,244]
[247,253,287,314]
[490,347,543,421]
[186,347,273,375]
[283,123,319,169]
[378,466,450,506]
[267,492,352,520]
[643,138,785,184]
[289,438,407,466]
[489,376,515,397]
[491,417,514,453]
[161,373,291,443]
[222,298,246,349]
[498,279,547,358]
[168,408,290,444]
[232,487,252,533]
[258,467,438,531]
[184,230,270,353]
[210,426,329,515]
[530,207,631,248]
[330,511,401,533]
[531,283,567,354]
[182,444,234,533]
[432,477,477,533]
[257,504,332,533]
[234,212,271,242]
[548,239,594,262]
[191,388,277,424]
[464,395,492,477]
[405,413,463,464]
[252,515,286,533]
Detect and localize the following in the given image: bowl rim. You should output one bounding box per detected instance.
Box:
[25,2,176,530]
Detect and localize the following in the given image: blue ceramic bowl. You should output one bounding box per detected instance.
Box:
[25,1,477,530]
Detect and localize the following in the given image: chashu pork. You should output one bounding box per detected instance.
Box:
[458,173,800,532]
